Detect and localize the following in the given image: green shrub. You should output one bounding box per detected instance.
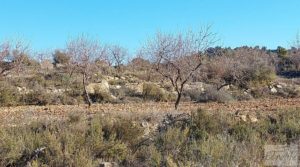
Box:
[229,123,257,142]
[0,84,20,106]
[190,109,226,140]
[1,108,300,166]
[102,117,144,147]
[251,66,276,86]
[142,83,169,102]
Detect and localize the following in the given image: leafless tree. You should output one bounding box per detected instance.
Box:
[289,50,300,71]
[108,45,127,73]
[292,31,300,49]
[0,40,30,78]
[66,35,106,107]
[290,33,300,71]
[143,26,217,109]
[205,47,275,90]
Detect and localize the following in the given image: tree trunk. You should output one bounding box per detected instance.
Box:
[174,92,182,110]
[83,73,92,107]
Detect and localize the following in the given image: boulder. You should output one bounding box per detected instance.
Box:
[86,80,110,94]
[239,115,247,122]
[186,82,205,92]
[270,87,277,93]
[278,82,287,87]
[247,114,258,123]
[224,85,230,90]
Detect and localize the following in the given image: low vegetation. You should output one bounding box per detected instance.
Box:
[0,31,300,109]
[0,108,299,166]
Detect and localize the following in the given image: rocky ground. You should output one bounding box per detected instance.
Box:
[0,98,300,127]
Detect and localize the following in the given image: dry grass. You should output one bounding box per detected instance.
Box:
[0,98,300,127]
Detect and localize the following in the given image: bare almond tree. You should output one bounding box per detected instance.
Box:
[290,33,300,71]
[205,47,275,90]
[0,40,30,77]
[66,35,106,107]
[108,45,127,73]
[292,31,300,49]
[0,42,10,77]
[143,26,217,109]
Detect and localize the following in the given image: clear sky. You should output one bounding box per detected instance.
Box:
[1,0,300,55]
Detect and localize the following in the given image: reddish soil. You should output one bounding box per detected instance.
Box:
[0,98,299,126]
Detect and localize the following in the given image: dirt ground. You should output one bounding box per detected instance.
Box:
[0,98,300,127]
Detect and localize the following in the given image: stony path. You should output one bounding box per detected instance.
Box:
[0,98,299,126]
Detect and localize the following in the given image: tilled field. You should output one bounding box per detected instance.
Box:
[0,98,300,126]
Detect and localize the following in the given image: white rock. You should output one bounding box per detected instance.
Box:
[247,114,258,123]
[17,87,22,92]
[86,80,110,94]
[141,121,149,127]
[270,87,277,93]
[240,115,247,122]
[110,95,117,100]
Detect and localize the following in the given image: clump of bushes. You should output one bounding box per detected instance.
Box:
[0,108,300,166]
[205,47,276,90]
[0,83,20,106]
[53,50,70,65]
[90,90,114,103]
[21,90,57,105]
[142,83,171,102]
[197,86,234,103]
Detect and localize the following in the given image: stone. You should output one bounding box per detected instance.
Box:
[278,82,287,87]
[86,80,110,94]
[110,95,117,100]
[239,115,247,122]
[99,162,118,167]
[247,114,258,123]
[186,82,205,92]
[270,87,277,93]
[141,121,149,127]
[276,85,283,89]
[17,87,23,92]
[222,85,230,91]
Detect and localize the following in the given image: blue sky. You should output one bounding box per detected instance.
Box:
[0,0,300,54]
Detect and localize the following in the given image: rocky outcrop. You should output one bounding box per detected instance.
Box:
[185,82,205,92]
[86,80,110,94]
[269,85,278,93]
